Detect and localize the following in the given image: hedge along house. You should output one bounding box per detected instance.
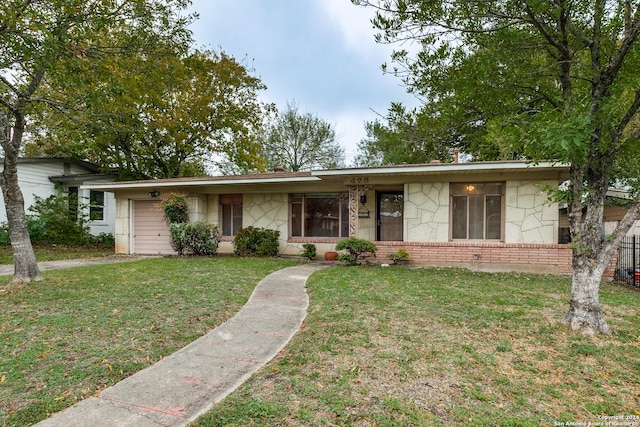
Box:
[84,160,576,274]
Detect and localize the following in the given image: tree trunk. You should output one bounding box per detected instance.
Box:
[0,114,42,283]
[563,254,610,336]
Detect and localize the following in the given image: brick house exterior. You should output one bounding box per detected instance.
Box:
[85,161,579,275]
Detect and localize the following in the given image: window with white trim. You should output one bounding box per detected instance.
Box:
[89,190,105,221]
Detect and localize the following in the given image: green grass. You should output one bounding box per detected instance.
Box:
[0,257,301,426]
[2,259,638,426]
[194,266,640,426]
[0,243,115,265]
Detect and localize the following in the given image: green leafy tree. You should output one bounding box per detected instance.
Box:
[27,49,269,179]
[1,0,193,282]
[260,102,345,172]
[355,0,640,335]
[355,103,453,166]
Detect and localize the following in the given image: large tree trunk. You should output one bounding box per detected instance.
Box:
[563,172,640,336]
[0,113,42,283]
[563,254,610,336]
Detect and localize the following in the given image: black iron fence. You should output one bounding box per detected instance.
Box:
[614,235,640,288]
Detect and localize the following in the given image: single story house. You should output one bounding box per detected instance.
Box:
[0,158,117,236]
[84,160,583,275]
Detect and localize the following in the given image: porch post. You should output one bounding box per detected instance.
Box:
[348,185,369,237]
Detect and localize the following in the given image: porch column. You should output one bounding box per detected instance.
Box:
[348,185,369,237]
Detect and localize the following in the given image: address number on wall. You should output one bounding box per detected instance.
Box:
[348,177,370,184]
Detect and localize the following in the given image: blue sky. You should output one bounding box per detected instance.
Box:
[187,0,418,164]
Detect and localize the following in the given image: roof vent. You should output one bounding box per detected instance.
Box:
[273,165,284,172]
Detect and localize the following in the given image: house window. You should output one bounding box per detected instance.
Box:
[451,183,503,240]
[290,193,349,238]
[89,190,105,221]
[221,195,243,236]
[68,187,79,221]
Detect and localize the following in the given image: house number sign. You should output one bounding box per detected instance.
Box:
[348,177,369,185]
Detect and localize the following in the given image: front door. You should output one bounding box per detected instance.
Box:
[377,192,404,241]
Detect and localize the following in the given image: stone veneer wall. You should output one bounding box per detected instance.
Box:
[405,182,450,242]
[241,193,296,254]
[114,198,131,254]
[376,179,574,275]
[505,180,558,244]
[186,195,208,222]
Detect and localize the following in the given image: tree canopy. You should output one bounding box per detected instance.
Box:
[26,48,270,179]
[355,0,640,335]
[1,0,194,281]
[355,102,452,166]
[259,102,345,172]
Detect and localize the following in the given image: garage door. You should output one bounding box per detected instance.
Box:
[133,200,175,255]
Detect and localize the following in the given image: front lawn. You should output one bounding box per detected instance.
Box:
[195,266,640,426]
[0,243,115,265]
[2,259,638,426]
[0,257,301,426]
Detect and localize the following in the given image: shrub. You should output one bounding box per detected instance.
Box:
[335,237,377,266]
[182,222,220,256]
[159,192,189,224]
[89,232,115,245]
[233,226,280,257]
[28,193,91,244]
[169,223,187,255]
[387,248,410,265]
[169,222,220,256]
[301,243,317,260]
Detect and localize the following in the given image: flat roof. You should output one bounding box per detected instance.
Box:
[82,160,569,192]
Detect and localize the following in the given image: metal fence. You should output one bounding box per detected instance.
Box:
[614,235,640,288]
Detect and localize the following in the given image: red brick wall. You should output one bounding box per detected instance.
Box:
[375,241,575,275]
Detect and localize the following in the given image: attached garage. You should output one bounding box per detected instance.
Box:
[132,200,175,255]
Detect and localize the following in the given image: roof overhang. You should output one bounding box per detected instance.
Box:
[312,161,567,177]
[81,161,570,193]
[82,175,322,192]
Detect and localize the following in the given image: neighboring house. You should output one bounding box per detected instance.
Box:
[558,188,640,240]
[602,188,640,236]
[85,160,583,275]
[0,158,117,236]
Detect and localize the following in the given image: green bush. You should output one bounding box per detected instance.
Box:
[0,194,115,247]
[28,193,91,244]
[335,237,377,266]
[160,192,189,224]
[169,223,187,255]
[387,248,410,265]
[301,243,317,260]
[233,226,280,257]
[169,222,220,256]
[89,232,115,245]
[0,223,9,245]
[182,222,220,256]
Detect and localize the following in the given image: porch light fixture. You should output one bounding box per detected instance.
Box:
[358,193,369,218]
[149,190,160,198]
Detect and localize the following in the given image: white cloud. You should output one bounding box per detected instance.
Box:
[313,0,385,60]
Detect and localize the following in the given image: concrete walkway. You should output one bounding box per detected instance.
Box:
[0,256,153,277]
[34,263,328,427]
